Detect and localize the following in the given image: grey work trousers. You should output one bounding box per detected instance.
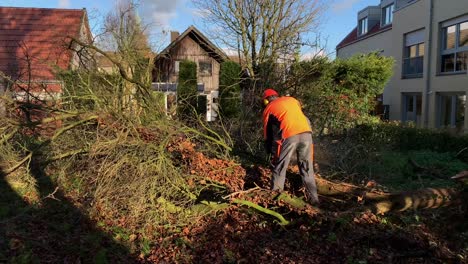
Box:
[271,132,319,203]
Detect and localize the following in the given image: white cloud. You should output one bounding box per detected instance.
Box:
[190,8,209,19]
[139,0,186,30]
[222,48,239,56]
[300,50,326,61]
[332,0,360,13]
[58,0,71,8]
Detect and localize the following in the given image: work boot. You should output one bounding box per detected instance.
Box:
[305,193,319,206]
[308,198,319,206]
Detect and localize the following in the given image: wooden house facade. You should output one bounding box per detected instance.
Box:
[153,26,228,121]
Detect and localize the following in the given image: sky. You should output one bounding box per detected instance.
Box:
[2,0,379,58]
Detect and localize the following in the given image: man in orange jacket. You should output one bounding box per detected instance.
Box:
[262,88,319,205]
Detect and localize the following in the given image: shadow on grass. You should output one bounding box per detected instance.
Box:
[0,151,136,263]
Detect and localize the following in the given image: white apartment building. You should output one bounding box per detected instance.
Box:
[337,0,468,133]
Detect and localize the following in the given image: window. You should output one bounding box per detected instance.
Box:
[437,93,466,132]
[382,4,394,26]
[441,19,468,73]
[359,17,368,35]
[403,29,425,78]
[460,21,468,47]
[199,61,212,76]
[174,61,180,73]
[197,83,205,92]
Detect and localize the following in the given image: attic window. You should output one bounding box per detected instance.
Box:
[199,61,212,76]
[382,4,394,26]
[359,17,368,35]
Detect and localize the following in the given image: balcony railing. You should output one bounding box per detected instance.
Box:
[402,56,424,78]
[151,83,205,93]
[152,82,177,92]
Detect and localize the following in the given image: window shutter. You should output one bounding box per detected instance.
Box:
[405,29,425,47]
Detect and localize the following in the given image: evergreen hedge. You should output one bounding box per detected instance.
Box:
[219,61,242,118]
[350,122,468,161]
[177,60,198,118]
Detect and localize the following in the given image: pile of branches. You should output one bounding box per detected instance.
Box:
[1,100,467,228]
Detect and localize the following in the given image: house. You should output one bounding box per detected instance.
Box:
[0,6,92,109]
[153,26,229,121]
[96,52,118,74]
[336,0,468,133]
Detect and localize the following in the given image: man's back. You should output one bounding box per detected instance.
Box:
[263,96,311,140]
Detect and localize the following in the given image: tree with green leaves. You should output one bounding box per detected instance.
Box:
[292,52,394,135]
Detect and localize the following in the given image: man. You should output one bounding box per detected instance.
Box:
[262,88,319,204]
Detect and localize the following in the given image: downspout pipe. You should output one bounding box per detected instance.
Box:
[424,0,434,128]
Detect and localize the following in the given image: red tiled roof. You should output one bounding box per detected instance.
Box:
[0,7,86,82]
[336,23,392,50]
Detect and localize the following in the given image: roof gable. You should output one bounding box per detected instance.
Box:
[157,26,228,63]
[336,23,391,50]
[0,7,88,80]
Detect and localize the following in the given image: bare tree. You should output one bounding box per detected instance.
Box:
[192,0,322,81]
[102,0,151,55]
[77,0,156,115]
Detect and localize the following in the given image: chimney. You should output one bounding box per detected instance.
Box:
[170,31,180,42]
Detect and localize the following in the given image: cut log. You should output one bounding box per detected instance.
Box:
[365,188,462,214]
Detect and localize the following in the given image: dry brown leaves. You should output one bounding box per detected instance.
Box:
[168,139,246,192]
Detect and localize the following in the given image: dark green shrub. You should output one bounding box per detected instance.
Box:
[177,60,198,118]
[350,122,468,161]
[219,61,242,118]
[362,150,464,191]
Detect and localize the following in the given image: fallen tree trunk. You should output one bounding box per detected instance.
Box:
[364,188,462,214]
[314,176,465,214]
[196,174,466,226]
[223,186,464,226]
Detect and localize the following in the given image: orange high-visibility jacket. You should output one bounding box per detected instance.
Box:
[262,96,312,154]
